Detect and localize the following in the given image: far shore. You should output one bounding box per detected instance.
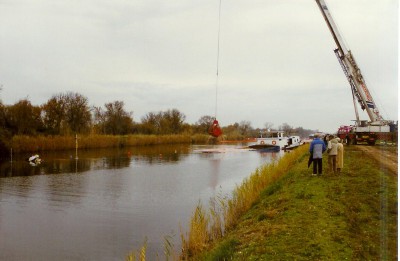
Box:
[4,134,214,154]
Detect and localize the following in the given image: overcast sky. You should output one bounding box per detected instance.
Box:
[0,0,398,132]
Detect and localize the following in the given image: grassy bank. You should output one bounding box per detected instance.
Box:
[180,145,309,259]
[6,134,211,153]
[195,145,397,260]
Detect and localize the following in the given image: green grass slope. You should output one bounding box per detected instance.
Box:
[201,146,397,260]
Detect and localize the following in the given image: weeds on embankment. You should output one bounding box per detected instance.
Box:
[180,145,309,259]
[126,145,397,260]
[8,134,210,153]
[196,145,398,260]
[125,146,308,260]
[126,239,147,261]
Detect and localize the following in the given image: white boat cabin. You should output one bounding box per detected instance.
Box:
[252,131,301,150]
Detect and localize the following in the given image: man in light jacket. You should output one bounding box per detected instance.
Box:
[327,136,339,173]
[309,134,326,176]
[336,138,344,173]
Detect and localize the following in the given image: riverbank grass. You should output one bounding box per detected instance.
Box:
[197,146,397,260]
[181,145,309,259]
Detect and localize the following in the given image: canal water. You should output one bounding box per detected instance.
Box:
[0,144,282,260]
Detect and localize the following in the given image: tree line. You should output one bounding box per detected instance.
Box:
[0,91,317,139]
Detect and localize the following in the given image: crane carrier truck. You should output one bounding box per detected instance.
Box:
[315,0,397,145]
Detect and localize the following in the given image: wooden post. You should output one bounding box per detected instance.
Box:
[10,148,13,176]
[75,134,78,160]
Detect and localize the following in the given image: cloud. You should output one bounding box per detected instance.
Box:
[0,0,397,133]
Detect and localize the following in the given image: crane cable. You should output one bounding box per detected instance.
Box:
[214,0,222,119]
[207,0,223,138]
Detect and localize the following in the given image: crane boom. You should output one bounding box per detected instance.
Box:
[315,0,385,125]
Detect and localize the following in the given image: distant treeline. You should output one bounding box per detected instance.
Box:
[0,91,317,153]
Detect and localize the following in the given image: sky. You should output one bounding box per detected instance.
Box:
[0,0,398,133]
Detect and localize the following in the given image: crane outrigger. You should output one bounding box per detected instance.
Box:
[315,0,397,145]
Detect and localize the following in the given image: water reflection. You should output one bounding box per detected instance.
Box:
[0,145,191,178]
[45,173,88,207]
[259,151,281,161]
[0,144,283,260]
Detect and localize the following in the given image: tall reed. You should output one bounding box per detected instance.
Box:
[184,204,210,256]
[126,235,178,261]
[180,145,308,259]
[126,238,147,261]
[8,134,206,153]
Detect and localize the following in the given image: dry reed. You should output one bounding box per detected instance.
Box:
[126,238,147,261]
[8,134,204,153]
[180,145,308,258]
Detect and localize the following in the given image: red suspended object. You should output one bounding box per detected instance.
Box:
[208,119,222,138]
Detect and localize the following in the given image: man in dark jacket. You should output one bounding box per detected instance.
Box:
[309,134,327,175]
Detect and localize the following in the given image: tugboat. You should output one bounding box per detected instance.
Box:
[249,131,301,152]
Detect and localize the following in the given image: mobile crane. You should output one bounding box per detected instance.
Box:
[315,0,397,145]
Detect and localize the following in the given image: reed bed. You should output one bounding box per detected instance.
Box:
[126,235,178,261]
[8,134,207,153]
[126,239,147,261]
[180,145,308,259]
[190,134,212,144]
[10,135,76,152]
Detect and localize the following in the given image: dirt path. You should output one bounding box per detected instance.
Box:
[353,145,398,175]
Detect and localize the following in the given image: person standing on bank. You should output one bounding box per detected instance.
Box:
[336,138,344,173]
[327,135,339,173]
[309,134,326,176]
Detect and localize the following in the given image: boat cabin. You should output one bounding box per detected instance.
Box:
[258,131,285,139]
[250,131,302,151]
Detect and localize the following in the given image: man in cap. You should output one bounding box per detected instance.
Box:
[309,134,327,176]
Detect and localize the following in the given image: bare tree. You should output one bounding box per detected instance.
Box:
[264,122,274,131]
[162,109,186,134]
[279,122,293,135]
[140,111,162,134]
[139,109,186,135]
[7,99,43,135]
[194,115,214,134]
[42,93,67,135]
[64,92,91,134]
[239,120,252,136]
[103,101,133,135]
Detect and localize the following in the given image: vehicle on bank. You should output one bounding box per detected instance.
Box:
[316,0,397,145]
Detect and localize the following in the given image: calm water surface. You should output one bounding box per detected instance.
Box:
[0,144,282,260]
